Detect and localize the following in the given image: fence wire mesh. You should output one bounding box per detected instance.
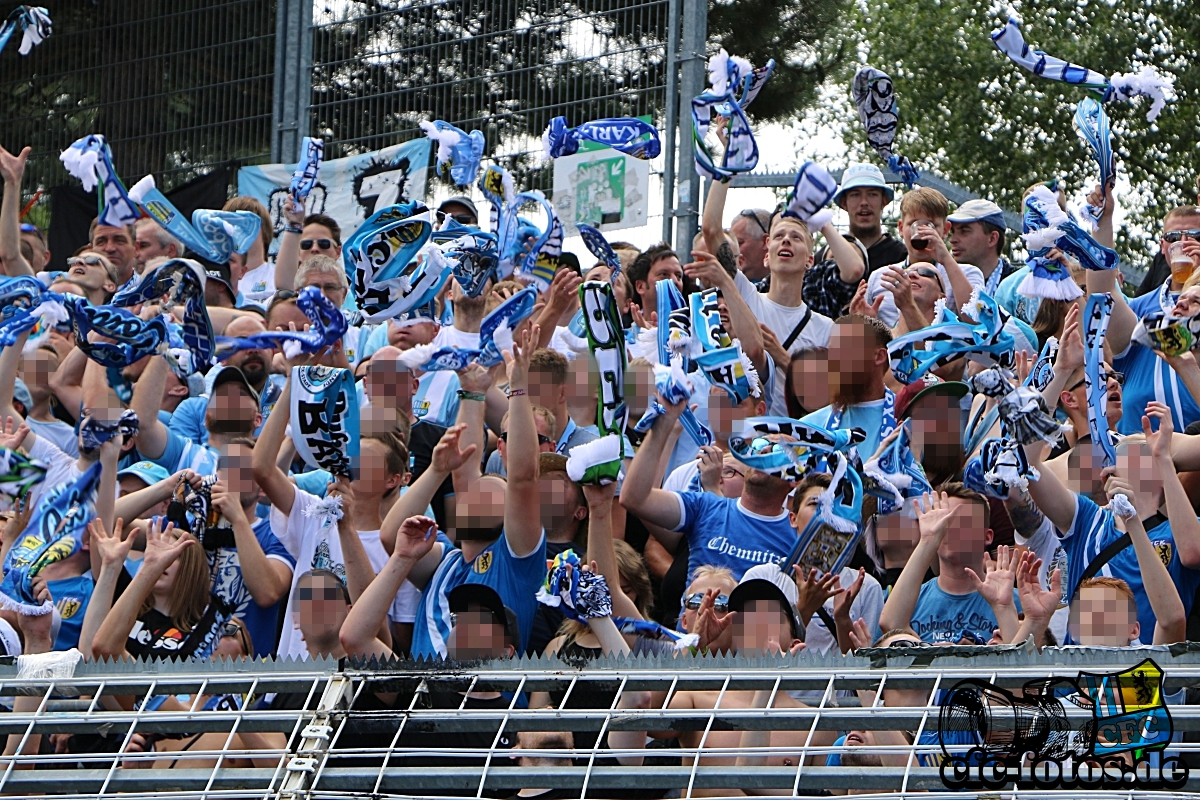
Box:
[0,0,276,199]
[1,648,1199,798]
[310,0,674,196]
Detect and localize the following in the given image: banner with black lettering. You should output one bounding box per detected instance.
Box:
[290,366,360,479]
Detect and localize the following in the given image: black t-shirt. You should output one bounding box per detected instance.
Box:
[125,594,230,660]
[865,232,909,275]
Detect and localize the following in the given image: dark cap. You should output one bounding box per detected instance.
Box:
[448,583,518,643]
[728,565,803,642]
[205,268,236,299]
[210,365,261,405]
[896,378,969,420]
[439,195,479,222]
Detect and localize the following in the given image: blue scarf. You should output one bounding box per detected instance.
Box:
[1020,186,1119,279]
[964,437,1038,500]
[889,292,1016,384]
[1083,293,1117,468]
[78,410,139,452]
[129,177,261,264]
[728,416,865,478]
[782,162,837,230]
[290,366,360,479]
[477,286,538,368]
[443,230,500,299]
[477,164,515,237]
[641,279,712,446]
[967,366,1066,446]
[110,258,214,367]
[852,67,919,186]
[290,137,323,203]
[542,116,661,160]
[691,50,773,181]
[1074,99,1115,230]
[495,191,561,291]
[992,18,1171,122]
[59,135,140,229]
[68,299,171,368]
[0,5,49,56]
[0,276,65,348]
[0,461,101,615]
[863,423,931,515]
[216,286,347,360]
[786,452,864,576]
[421,121,485,187]
[344,203,449,319]
[578,223,623,276]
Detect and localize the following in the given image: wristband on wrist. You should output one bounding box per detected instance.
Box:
[456,390,486,402]
[506,387,527,398]
[284,224,303,234]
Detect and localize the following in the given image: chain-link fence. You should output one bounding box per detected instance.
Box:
[0,0,276,203]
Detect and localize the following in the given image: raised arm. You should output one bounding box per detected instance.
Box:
[683,249,766,379]
[1124,511,1186,645]
[1143,402,1200,568]
[339,515,438,658]
[212,479,291,607]
[0,331,35,448]
[819,222,866,286]
[618,395,686,540]
[95,435,121,559]
[251,376,297,516]
[46,345,88,427]
[878,492,950,634]
[501,324,543,557]
[78,518,135,658]
[1023,438,1079,533]
[129,355,170,460]
[379,423,475,561]
[451,363,494,488]
[582,482,640,620]
[0,146,32,276]
[701,175,731,260]
[272,197,304,293]
[1011,551,1060,648]
[964,545,1020,642]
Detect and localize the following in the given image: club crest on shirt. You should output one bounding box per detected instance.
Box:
[474,552,493,574]
[1154,540,1173,568]
[56,597,81,619]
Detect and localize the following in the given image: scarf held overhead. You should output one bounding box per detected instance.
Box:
[290,365,361,479]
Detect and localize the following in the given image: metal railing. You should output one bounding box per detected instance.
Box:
[2,646,1199,798]
[0,0,277,197]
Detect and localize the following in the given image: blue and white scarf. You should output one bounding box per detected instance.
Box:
[421,121,486,187]
[578,224,623,275]
[728,416,864,478]
[0,5,49,56]
[852,66,919,187]
[781,162,837,230]
[290,366,360,479]
[477,285,538,368]
[494,191,561,291]
[691,50,773,181]
[863,423,931,516]
[688,288,760,404]
[59,135,140,229]
[129,177,260,264]
[477,164,515,237]
[442,230,500,299]
[344,203,453,320]
[967,366,1066,446]
[1074,99,1115,231]
[0,446,46,513]
[786,452,865,576]
[635,279,712,446]
[1132,311,1200,356]
[290,137,323,204]
[0,276,65,349]
[0,461,101,615]
[1020,185,1118,283]
[78,410,139,453]
[889,291,1016,384]
[542,116,661,160]
[216,285,347,361]
[68,299,171,368]
[964,437,1038,500]
[1083,293,1117,468]
[992,18,1172,122]
[110,258,214,367]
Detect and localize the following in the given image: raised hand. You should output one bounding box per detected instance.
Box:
[0,144,29,186]
[503,322,539,391]
[457,361,496,394]
[629,302,657,330]
[141,518,193,574]
[794,566,844,620]
[393,515,439,561]
[580,481,617,509]
[683,249,731,290]
[697,445,724,494]
[965,545,1017,608]
[914,491,954,545]
[544,268,583,313]
[694,588,735,652]
[210,480,247,523]
[846,617,873,652]
[1016,551,1060,623]
[848,280,883,319]
[1143,401,1173,461]
[832,567,865,622]
[430,423,479,473]
[88,517,135,568]
[0,416,30,452]
[1053,303,1084,374]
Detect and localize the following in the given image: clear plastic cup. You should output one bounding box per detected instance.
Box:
[1169,241,1194,282]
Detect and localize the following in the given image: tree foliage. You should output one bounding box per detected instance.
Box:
[842,0,1200,271]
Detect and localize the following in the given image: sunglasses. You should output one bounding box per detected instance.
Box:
[67,255,105,268]
[1164,230,1200,244]
[684,592,730,612]
[1068,369,1124,392]
[908,266,944,289]
[19,223,44,244]
[300,238,335,251]
[449,214,476,225]
[499,431,554,447]
[272,289,299,301]
[737,209,769,236]
[887,638,932,648]
[299,586,346,601]
[219,621,250,652]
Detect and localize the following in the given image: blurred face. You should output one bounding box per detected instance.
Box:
[732,598,794,654]
[786,353,829,415]
[91,225,136,278]
[450,477,506,541]
[295,572,350,651]
[440,202,477,226]
[267,301,310,334]
[564,356,594,421]
[20,347,58,397]
[206,381,259,435]
[766,219,813,276]
[527,370,564,415]
[354,438,400,497]
[709,387,761,447]
[839,187,885,237]
[299,223,341,263]
[1115,441,1162,495]
[366,355,415,409]
[223,317,270,389]
[135,220,177,261]
[948,221,996,266]
[539,472,584,534]
[300,267,348,308]
[788,486,824,533]
[908,395,964,461]
[218,442,257,497]
[935,497,992,564]
[1071,586,1138,647]
[388,319,439,350]
[635,255,683,311]
[828,322,883,403]
[448,608,512,659]
[1066,440,1109,502]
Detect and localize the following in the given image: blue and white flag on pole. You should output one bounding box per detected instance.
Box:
[290,366,361,479]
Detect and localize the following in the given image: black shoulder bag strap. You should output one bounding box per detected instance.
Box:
[782,307,814,351]
[816,606,838,642]
[1071,511,1169,602]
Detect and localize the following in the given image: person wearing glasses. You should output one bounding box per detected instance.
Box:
[1131,203,1200,307]
[63,251,119,305]
[729,207,771,284]
[484,404,556,477]
[437,196,479,226]
[272,199,345,307]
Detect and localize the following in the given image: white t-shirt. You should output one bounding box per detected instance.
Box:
[865,260,986,329]
[734,272,833,357]
[26,417,79,459]
[269,487,418,659]
[237,262,276,308]
[412,326,480,427]
[803,567,884,655]
[27,435,82,511]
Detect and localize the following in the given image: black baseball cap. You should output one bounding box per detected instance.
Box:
[439,196,479,222]
[448,583,517,643]
[210,365,261,405]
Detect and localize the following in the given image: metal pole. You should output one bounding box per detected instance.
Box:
[660,0,681,246]
[675,0,707,252]
[272,0,313,163]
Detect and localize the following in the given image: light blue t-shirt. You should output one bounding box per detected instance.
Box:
[803,399,886,463]
[46,572,94,651]
[672,492,797,584]
[153,428,219,476]
[27,417,79,459]
[1064,494,1200,643]
[410,531,547,658]
[994,266,1040,326]
[910,580,1018,643]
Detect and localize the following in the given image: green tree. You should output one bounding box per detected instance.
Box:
[841,0,1200,273]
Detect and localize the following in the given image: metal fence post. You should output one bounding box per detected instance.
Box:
[675,0,707,252]
[272,0,313,164]
[660,0,682,246]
